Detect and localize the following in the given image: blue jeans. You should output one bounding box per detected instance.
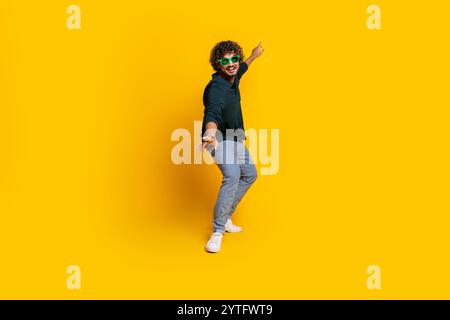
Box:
[210,140,257,233]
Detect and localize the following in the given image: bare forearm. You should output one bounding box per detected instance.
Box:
[245,42,265,67]
[204,121,217,136]
[244,54,257,67]
[202,121,218,150]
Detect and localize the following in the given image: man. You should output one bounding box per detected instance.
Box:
[201,40,265,253]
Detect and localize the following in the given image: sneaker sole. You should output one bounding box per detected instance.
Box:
[205,247,221,253]
[225,228,243,233]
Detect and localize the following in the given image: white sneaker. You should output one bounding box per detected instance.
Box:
[205,232,223,253]
[225,219,243,233]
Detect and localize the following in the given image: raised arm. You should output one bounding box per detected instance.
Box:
[244,42,265,67]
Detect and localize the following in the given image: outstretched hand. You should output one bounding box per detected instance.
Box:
[202,135,219,151]
[245,42,265,66]
[251,42,265,58]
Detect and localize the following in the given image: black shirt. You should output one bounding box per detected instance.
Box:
[202,61,249,141]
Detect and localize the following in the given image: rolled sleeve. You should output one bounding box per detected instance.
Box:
[236,61,248,79]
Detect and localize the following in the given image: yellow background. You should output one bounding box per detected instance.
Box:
[1,0,449,299]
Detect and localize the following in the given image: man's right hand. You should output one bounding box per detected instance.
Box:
[202,135,219,151]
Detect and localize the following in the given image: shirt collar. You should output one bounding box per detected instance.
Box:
[212,72,239,89]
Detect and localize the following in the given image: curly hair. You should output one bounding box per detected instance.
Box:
[209,40,245,72]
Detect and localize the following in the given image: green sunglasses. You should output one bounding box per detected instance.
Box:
[218,54,240,66]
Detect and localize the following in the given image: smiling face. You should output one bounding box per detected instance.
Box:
[219,52,240,78]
